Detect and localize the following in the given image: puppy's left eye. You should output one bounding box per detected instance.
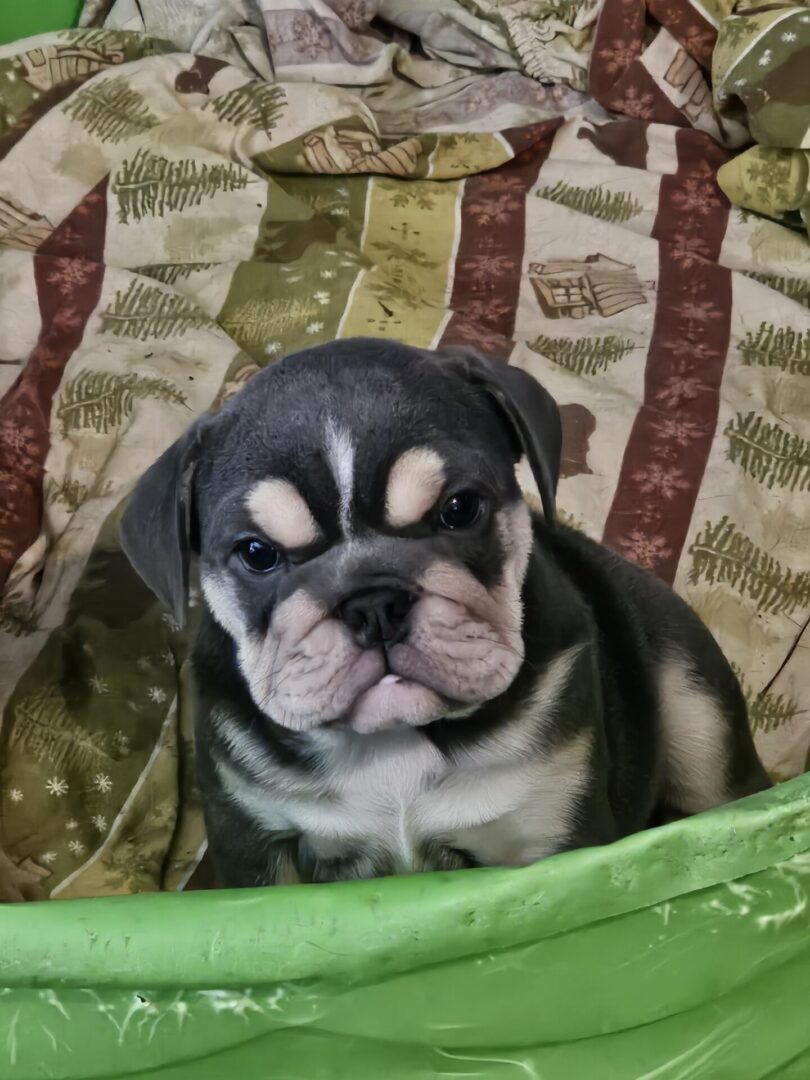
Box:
[439,491,484,530]
[235,538,281,574]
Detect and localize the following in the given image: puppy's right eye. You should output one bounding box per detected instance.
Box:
[234,538,281,574]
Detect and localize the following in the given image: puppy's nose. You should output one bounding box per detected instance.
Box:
[339,587,415,648]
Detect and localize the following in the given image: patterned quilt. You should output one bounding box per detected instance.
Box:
[0,0,808,899]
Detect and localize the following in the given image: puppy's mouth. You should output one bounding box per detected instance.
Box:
[345,669,449,734]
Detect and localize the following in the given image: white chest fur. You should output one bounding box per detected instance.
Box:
[216,648,592,870]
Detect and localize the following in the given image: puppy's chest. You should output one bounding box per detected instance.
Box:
[257,730,545,871]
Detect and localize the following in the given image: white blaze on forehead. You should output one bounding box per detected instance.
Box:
[246,478,320,549]
[325,420,355,534]
[385,447,446,528]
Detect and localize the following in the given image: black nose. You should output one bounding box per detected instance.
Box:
[338,587,415,648]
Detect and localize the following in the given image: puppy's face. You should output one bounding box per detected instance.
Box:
[122,340,560,735]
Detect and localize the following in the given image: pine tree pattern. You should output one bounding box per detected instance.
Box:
[114,148,250,224]
[689,517,810,616]
[220,296,321,346]
[57,369,187,435]
[538,180,642,223]
[11,691,114,773]
[732,664,798,734]
[45,476,112,511]
[208,83,285,130]
[63,75,160,144]
[725,412,810,492]
[743,271,810,309]
[529,333,635,375]
[739,322,810,375]
[134,262,215,286]
[100,280,211,340]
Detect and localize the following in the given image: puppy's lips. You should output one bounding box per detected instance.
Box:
[347,673,446,734]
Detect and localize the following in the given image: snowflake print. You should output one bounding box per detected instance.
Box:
[314,291,330,305]
[616,86,654,119]
[51,308,83,332]
[8,789,23,803]
[468,193,522,227]
[0,420,39,456]
[656,375,705,408]
[320,269,336,279]
[669,235,711,269]
[93,773,113,793]
[305,321,324,334]
[758,49,772,66]
[597,38,641,76]
[462,254,516,286]
[618,530,672,570]
[459,298,511,323]
[632,463,690,500]
[650,417,704,445]
[89,675,109,694]
[682,25,713,61]
[674,298,722,324]
[66,819,79,831]
[67,839,86,857]
[264,341,282,356]
[45,257,95,298]
[148,686,167,704]
[91,814,107,832]
[40,851,57,865]
[161,613,179,631]
[330,207,349,217]
[671,178,717,216]
[161,648,175,665]
[733,77,747,89]
[781,31,796,42]
[5,70,17,82]
[136,656,152,672]
[267,13,330,60]
[452,320,506,353]
[45,777,68,797]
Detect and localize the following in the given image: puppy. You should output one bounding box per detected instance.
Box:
[121,339,769,887]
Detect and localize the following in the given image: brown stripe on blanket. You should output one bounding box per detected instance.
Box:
[602,130,731,584]
[0,179,108,585]
[440,120,561,359]
[589,0,689,127]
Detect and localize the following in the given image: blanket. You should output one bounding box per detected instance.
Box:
[0,0,808,898]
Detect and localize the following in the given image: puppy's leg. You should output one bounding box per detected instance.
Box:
[656,657,770,819]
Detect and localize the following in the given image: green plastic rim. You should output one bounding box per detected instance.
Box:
[2,774,809,1078]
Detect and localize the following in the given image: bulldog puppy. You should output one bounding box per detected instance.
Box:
[121,339,769,887]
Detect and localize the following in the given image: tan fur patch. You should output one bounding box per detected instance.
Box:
[246,478,320,549]
[385,447,445,528]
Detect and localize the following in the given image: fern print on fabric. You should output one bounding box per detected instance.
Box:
[57,369,187,435]
[220,296,323,347]
[733,665,799,735]
[538,180,642,223]
[100,281,211,340]
[739,322,810,375]
[133,262,215,285]
[113,148,251,224]
[529,334,635,375]
[725,412,810,492]
[206,82,286,130]
[63,75,160,143]
[743,272,810,309]
[689,517,810,617]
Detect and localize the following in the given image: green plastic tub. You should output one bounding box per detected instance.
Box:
[2,775,810,1079]
[0,2,82,47]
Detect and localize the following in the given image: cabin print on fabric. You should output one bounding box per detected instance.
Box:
[528,256,652,319]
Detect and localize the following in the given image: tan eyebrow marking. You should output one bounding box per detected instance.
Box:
[246,479,320,548]
[385,447,446,528]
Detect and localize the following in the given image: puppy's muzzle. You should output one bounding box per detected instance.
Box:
[338,586,416,649]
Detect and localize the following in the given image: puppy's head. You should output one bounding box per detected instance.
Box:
[121,340,560,734]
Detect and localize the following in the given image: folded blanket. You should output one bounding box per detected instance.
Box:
[714,3,810,234]
[0,0,808,898]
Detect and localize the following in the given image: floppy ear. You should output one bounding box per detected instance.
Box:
[442,347,562,525]
[119,419,208,628]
